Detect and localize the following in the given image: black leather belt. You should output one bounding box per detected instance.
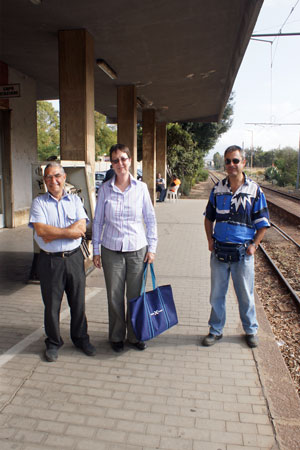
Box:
[40,247,80,258]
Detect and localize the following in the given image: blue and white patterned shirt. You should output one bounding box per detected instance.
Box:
[29,191,89,252]
[205,174,270,243]
[92,174,157,255]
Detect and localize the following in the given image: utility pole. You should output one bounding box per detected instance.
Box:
[246,130,254,174]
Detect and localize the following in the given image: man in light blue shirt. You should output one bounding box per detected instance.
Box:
[29,162,96,362]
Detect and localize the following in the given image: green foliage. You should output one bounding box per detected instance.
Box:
[95,111,117,158]
[180,177,192,196]
[37,103,117,161]
[136,95,234,194]
[166,123,200,187]
[213,152,224,169]
[245,147,276,168]
[264,147,298,187]
[265,166,278,182]
[181,93,234,154]
[37,101,60,161]
[196,168,209,182]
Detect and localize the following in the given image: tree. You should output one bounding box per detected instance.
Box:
[94,112,117,158]
[167,123,198,179]
[37,101,60,160]
[181,93,234,157]
[263,147,298,187]
[213,152,223,169]
[273,147,298,186]
[37,104,117,161]
[136,95,234,194]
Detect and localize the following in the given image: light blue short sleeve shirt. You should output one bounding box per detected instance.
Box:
[29,191,89,252]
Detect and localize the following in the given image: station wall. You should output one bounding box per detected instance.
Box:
[8,67,37,226]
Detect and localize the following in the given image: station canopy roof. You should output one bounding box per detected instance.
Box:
[0,0,263,123]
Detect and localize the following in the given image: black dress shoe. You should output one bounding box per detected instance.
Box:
[45,348,58,362]
[111,341,124,353]
[80,342,96,356]
[130,341,147,351]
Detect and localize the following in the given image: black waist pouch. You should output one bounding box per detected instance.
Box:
[214,241,246,263]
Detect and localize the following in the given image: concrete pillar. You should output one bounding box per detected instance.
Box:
[0,61,9,110]
[117,85,137,177]
[156,122,167,184]
[142,109,156,203]
[58,29,95,166]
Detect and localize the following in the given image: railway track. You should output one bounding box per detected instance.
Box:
[259,223,300,308]
[261,184,300,203]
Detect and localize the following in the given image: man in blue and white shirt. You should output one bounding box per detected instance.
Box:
[29,162,96,362]
[203,145,270,348]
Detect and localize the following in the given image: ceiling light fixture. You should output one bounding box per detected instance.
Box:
[96,59,117,80]
[30,0,42,5]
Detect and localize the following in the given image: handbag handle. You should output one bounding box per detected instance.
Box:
[140,262,157,294]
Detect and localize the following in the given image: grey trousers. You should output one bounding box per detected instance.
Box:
[101,246,147,343]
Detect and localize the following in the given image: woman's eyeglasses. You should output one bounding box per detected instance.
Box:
[225,158,241,165]
[111,157,129,164]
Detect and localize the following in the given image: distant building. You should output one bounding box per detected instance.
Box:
[205,159,214,168]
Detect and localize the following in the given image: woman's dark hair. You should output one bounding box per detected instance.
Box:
[109,144,131,161]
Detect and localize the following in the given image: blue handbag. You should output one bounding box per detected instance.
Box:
[129,263,178,341]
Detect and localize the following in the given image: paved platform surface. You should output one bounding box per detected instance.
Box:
[0,199,299,450]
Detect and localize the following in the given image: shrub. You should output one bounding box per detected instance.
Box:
[196,168,209,182]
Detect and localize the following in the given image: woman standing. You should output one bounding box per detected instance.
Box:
[92,144,157,352]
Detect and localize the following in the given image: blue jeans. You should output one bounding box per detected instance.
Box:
[208,251,258,336]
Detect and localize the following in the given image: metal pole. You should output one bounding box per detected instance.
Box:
[296,131,300,189]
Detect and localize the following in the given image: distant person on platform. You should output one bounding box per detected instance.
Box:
[156,172,167,202]
[103,165,115,183]
[29,162,96,362]
[203,145,270,348]
[169,174,181,192]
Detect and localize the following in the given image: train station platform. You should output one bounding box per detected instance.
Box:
[0,199,299,450]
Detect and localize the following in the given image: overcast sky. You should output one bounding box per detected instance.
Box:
[208,0,300,159]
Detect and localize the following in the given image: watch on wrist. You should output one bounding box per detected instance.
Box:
[252,243,258,249]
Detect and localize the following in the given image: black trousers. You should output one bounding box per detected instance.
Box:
[38,249,89,349]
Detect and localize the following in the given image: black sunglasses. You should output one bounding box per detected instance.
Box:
[225,158,241,165]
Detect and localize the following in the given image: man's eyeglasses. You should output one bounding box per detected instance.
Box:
[44,173,64,181]
[225,158,241,165]
[111,157,129,164]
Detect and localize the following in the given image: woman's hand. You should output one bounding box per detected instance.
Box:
[144,252,155,264]
[93,255,102,269]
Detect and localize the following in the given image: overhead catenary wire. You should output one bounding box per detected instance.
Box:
[250,0,300,123]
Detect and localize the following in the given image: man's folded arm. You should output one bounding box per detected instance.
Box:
[33,219,86,242]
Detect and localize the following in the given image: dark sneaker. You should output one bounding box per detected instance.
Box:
[245,334,258,348]
[80,342,96,356]
[111,341,124,353]
[45,348,58,362]
[129,341,147,351]
[202,333,223,347]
